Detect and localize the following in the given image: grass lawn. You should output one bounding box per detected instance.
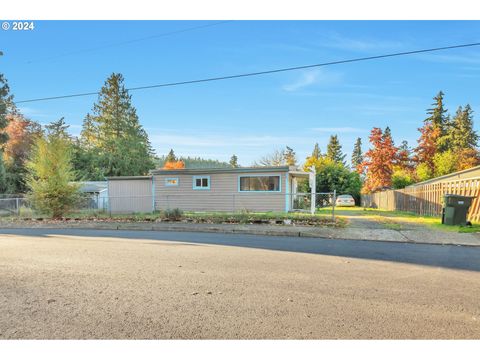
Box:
[318,206,480,233]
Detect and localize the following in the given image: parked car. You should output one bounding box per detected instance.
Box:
[335,194,356,207]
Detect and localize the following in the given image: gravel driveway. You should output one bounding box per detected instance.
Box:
[1,229,479,339]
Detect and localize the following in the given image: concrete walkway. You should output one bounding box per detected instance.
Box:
[1,220,479,247]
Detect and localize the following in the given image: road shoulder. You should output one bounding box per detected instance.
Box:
[1,220,479,247]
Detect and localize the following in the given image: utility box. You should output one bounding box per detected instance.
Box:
[441,194,475,226]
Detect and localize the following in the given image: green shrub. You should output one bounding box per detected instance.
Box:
[26,135,80,219]
[164,208,183,221]
[18,206,34,218]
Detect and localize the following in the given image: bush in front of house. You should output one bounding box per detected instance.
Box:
[163,208,183,221]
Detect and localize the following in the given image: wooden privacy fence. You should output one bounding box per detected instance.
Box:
[361,177,480,222]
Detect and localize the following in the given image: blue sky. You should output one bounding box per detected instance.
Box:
[1,20,480,165]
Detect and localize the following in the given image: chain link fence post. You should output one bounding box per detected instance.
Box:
[332,189,336,222]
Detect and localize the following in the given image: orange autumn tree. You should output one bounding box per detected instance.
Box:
[162,148,185,169]
[360,127,398,193]
[4,114,39,162]
[163,160,185,169]
[3,113,41,193]
[413,120,440,181]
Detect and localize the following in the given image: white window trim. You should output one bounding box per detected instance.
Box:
[192,175,211,190]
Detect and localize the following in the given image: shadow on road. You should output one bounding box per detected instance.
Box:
[1,228,480,272]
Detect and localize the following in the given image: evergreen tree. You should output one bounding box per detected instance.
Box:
[426,91,449,152]
[45,117,71,139]
[26,133,80,218]
[351,137,363,171]
[450,105,478,150]
[396,140,414,171]
[383,127,393,144]
[229,154,239,168]
[311,143,321,160]
[326,135,346,165]
[165,149,177,163]
[283,146,297,166]
[79,73,155,178]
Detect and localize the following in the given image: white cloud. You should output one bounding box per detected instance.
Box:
[317,32,406,52]
[282,69,342,92]
[18,106,50,119]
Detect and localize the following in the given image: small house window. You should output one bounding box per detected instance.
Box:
[239,175,280,192]
[165,178,179,186]
[193,176,210,190]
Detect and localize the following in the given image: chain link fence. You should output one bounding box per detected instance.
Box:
[0,191,337,218]
[0,194,108,218]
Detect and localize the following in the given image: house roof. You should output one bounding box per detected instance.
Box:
[77,181,108,193]
[107,176,153,181]
[150,166,301,175]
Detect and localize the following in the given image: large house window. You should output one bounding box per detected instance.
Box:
[239,175,280,192]
[193,176,210,190]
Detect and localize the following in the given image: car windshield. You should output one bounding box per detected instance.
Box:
[338,195,352,199]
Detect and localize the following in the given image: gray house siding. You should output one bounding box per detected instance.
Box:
[153,171,288,212]
[108,177,153,213]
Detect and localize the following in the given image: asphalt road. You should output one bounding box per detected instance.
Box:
[1,228,480,339]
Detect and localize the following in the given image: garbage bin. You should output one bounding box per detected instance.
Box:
[442,194,475,226]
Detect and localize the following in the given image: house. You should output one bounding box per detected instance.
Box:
[77,181,109,210]
[107,166,311,214]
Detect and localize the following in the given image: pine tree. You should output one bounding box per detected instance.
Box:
[80,73,155,177]
[426,91,449,152]
[383,127,393,144]
[162,149,185,169]
[45,117,71,139]
[396,140,413,171]
[229,154,239,168]
[351,137,363,171]
[284,146,297,166]
[311,143,321,160]
[326,135,346,165]
[450,105,478,150]
[166,149,177,163]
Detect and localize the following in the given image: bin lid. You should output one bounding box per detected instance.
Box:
[444,194,475,199]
